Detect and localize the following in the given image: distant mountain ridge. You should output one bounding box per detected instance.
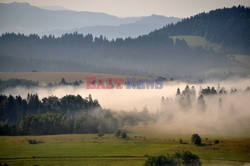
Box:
[39,5,69,11]
[0,2,180,38]
[43,15,181,39]
[0,2,137,34]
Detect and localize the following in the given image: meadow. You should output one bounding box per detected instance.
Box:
[171,35,250,76]
[170,35,222,52]
[1,72,250,165]
[0,125,250,166]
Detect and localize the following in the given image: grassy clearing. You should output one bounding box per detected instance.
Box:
[205,67,250,75]
[204,54,250,75]
[233,55,250,67]
[170,35,222,52]
[205,66,250,75]
[169,37,250,76]
[0,130,250,166]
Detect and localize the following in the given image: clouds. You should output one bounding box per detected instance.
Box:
[0,0,250,17]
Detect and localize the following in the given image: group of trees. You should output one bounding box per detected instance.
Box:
[144,151,201,166]
[164,85,207,111]
[58,78,83,86]
[114,129,127,138]
[0,94,100,124]
[176,85,197,109]
[17,108,119,135]
[0,78,38,91]
[191,134,202,145]
[0,93,153,136]
[0,93,115,136]
[160,84,250,114]
[200,85,250,95]
[0,78,84,92]
[0,109,120,135]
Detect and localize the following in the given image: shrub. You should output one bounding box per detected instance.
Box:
[144,151,201,166]
[115,129,121,137]
[121,131,127,138]
[214,139,220,144]
[144,155,176,166]
[174,151,201,166]
[98,132,104,137]
[27,139,42,144]
[191,134,201,145]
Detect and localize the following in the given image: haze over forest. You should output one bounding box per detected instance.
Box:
[0,2,250,79]
[1,2,250,166]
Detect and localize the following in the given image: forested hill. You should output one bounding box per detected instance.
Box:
[0,6,249,77]
[148,6,250,54]
[0,32,227,76]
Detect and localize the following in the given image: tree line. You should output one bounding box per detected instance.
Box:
[160,84,250,114]
[0,94,152,135]
[0,94,100,124]
[0,78,84,92]
[0,78,39,91]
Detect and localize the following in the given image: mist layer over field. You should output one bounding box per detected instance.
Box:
[1,78,250,137]
[1,78,249,110]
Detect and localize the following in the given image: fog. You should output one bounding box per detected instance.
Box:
[157,92,250,137]
[1,78,250,137]
[2,78,250,110]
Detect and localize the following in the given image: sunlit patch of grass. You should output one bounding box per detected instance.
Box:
[205,66,250,75]
[170,35,222,52]
[234,55,250,67]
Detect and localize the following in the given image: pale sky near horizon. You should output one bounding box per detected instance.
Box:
[0,0,250,18]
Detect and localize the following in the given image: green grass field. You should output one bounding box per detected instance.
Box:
[205,66,250,75]
[205,55,250,75]
[234,55,250,67]
[170,35,222,52]
[1,126,250,166]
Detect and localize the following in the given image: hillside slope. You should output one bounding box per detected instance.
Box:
[148,6,250,54]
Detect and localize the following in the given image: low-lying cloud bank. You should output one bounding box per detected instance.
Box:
[1,78,250,137]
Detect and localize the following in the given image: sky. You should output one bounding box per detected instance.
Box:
[0,0,250,18]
